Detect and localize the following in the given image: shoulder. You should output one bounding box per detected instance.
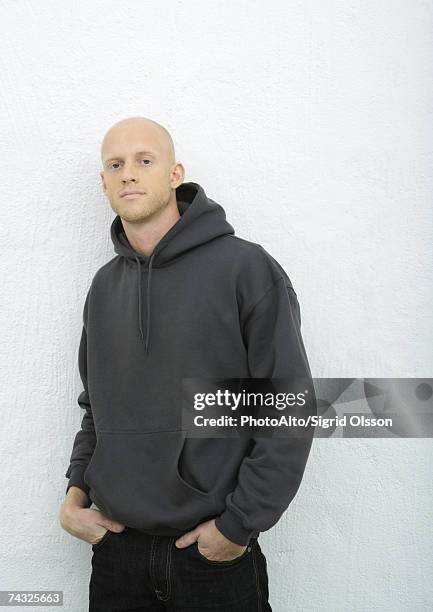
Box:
[219,234,295,292]
[88,255,122,292]
[217,235,297,314]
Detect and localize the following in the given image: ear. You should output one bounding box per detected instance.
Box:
[170,162,185,189]
[100,171,107,193]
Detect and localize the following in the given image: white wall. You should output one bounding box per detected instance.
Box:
[0,1,432,610]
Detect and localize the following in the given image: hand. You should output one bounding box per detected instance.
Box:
[174,518,247,562]
[59,490,125,546]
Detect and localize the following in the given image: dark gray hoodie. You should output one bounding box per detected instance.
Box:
[65,181,315,546]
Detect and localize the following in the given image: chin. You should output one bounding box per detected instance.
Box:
[117,203,157,223]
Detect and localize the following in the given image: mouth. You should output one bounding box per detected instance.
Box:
[121,191,146,200]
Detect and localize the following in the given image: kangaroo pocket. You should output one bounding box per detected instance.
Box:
[83,430,217,533]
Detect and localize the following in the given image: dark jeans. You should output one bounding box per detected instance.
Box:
[89,525,272,611]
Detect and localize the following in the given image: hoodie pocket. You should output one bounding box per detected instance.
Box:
[84,430,217,533]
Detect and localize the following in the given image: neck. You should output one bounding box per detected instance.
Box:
[121,196,181,257]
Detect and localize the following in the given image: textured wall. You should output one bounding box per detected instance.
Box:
[0,1,432,611]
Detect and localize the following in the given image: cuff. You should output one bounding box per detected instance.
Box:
[214,508,256,546]
[65,464,91,497]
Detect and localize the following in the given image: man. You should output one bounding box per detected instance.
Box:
[60,116,315,611]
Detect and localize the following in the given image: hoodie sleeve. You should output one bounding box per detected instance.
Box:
[64,291,96,500]
[214,276,316,545]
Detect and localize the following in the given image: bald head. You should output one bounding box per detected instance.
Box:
[99,116,185,226]
[100,116,176,166]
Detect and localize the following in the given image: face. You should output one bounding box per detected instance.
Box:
[100,121,184,223]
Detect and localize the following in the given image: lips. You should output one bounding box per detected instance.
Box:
[121,191,145,199]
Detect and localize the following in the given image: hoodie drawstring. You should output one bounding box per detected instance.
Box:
[134,253,155,354]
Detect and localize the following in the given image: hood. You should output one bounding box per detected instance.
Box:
[110,181,235,354]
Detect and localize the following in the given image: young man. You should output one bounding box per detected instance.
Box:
[59,116,315,611]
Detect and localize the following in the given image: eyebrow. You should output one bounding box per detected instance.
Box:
[103,150,158,164]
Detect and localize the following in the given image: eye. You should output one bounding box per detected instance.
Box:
[109,162,122,170]
[140,159,151,165]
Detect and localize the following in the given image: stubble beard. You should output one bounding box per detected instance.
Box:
[114,191,170,224]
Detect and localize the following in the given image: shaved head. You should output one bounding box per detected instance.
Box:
[101,116,176,166]
[99,116,185,228]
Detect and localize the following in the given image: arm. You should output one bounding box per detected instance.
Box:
[64,291,96,506]
[214,277,316,545]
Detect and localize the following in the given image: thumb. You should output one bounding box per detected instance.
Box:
[102,520,126,533]
[175,529,200,549]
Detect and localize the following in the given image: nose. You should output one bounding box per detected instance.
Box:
[120,162,139,184]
